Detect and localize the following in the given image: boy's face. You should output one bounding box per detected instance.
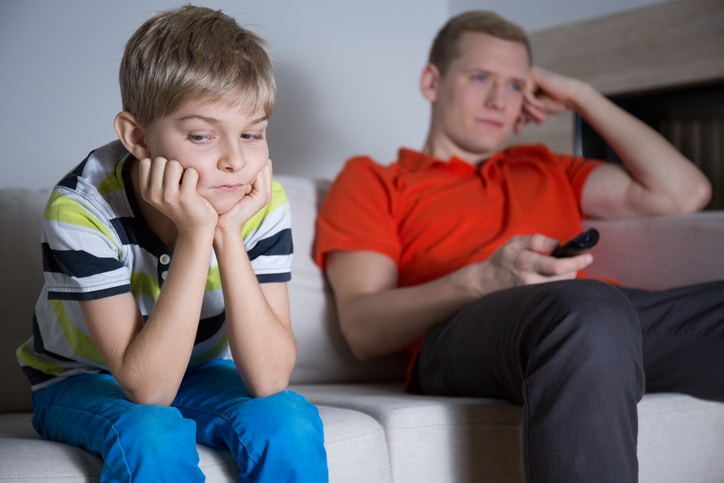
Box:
[430,32,529,160]
[143,97,270,215]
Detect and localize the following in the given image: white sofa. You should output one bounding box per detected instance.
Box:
[2,174,724,482]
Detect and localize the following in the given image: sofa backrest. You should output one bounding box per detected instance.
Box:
[0,176,406,413]
[278,175,408,384]
[0,187,49,412]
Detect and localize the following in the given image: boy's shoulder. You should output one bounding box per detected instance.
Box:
[46,140,134,224]
[55,140,130,194]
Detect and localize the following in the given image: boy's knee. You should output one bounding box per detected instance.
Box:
[115,404,197,449]
[257,391,324,443]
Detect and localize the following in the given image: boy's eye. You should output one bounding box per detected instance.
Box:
[472,74,489,83]
[188,133,213,143]
[241,133,264,141]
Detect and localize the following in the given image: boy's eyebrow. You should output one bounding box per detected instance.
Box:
[177,114,269,126]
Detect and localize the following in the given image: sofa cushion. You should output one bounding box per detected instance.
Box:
[278,175,408,384]
[295,383,525,482]
[297,383,724,483]
[585,212,724,290]
[0,405,393,483]
[0,188,49,413]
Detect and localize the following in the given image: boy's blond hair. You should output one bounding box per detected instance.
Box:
[428,10,532,75]
[119,5,274,127]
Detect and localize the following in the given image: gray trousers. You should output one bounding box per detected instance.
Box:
[414,279,724,483]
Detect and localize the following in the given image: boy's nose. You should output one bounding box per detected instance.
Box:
[220,143,246,172]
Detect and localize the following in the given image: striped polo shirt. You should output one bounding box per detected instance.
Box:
[17,140,293,390]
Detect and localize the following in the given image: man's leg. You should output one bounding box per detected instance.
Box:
[415,279,644,483]
[173,359,329,483]
[623,280,724,400]
[32,373,204,482]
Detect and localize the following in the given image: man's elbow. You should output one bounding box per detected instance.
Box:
[677,178,712,213]
[340,321,375,362]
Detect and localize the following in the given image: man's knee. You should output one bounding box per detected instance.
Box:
[532,280,644,378]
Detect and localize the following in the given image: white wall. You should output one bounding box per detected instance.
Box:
[0,0,444,188]
[0,0,668,189]
[450,0,669,33]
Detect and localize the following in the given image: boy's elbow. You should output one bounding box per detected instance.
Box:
[124,386,175,407]
[247,374,291,398]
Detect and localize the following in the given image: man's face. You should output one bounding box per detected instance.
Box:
[430,32,529,160]
[143,97,270,215]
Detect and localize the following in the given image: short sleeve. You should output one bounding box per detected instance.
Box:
[314,157,401,269]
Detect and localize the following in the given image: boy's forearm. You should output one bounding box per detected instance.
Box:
[118,233,213,405]
[214,230,297,397]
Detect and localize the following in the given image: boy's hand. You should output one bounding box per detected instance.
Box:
[138,156,218,236]
[216,158,274,234]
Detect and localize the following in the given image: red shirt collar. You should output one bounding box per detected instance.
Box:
[398,148,479,177]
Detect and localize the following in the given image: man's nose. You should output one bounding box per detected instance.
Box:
[485,81,506,110]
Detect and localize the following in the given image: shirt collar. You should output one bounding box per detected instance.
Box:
[398,148,478,177]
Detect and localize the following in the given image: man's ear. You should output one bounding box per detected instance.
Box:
[114,111,150,160]
[419,64,440,102]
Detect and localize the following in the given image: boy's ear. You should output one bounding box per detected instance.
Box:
[114,111,150,160]
[420,64,440,102]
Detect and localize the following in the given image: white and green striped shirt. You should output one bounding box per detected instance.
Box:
[17,140,293,390]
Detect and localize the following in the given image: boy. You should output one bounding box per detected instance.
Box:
[315,10,724,482]
[16,6,328,482]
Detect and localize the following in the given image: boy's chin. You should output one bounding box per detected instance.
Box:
[212,195,246,215]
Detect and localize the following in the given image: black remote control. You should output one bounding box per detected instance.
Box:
[551,228,599,258]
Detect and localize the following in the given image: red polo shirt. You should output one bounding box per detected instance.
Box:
[314,144,604,382]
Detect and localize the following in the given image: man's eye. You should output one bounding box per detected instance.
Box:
[473,74,488,82]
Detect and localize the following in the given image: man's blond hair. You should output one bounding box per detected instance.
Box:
[428,10,532,75]
[119,5,275,126]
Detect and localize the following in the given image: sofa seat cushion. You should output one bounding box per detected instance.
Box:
[296,383,724,483]
[0,405,392,483]
[637,393,724,483]
[294,383,525,483]
[0,413,237,481]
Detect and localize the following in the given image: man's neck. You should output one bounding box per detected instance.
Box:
[421,134,494,167]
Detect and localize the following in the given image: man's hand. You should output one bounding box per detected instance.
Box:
[456,234,594,296]
[515,66,590,134]
[138,156,218,237]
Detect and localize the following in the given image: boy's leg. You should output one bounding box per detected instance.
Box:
[173,359,328,483]
[31,373,204,483]
[623,280,724,400]
[415,279,644,483]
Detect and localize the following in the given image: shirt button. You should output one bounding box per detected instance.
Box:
[161,270,169,280]
[159,254,171,265]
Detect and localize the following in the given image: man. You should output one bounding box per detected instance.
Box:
[314,10,724,483]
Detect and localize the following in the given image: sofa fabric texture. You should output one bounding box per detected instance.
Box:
[2,175,724,482]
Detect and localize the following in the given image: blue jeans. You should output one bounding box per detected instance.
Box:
[31,359,328,482]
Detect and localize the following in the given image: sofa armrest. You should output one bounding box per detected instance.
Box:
[584,211,724,290]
